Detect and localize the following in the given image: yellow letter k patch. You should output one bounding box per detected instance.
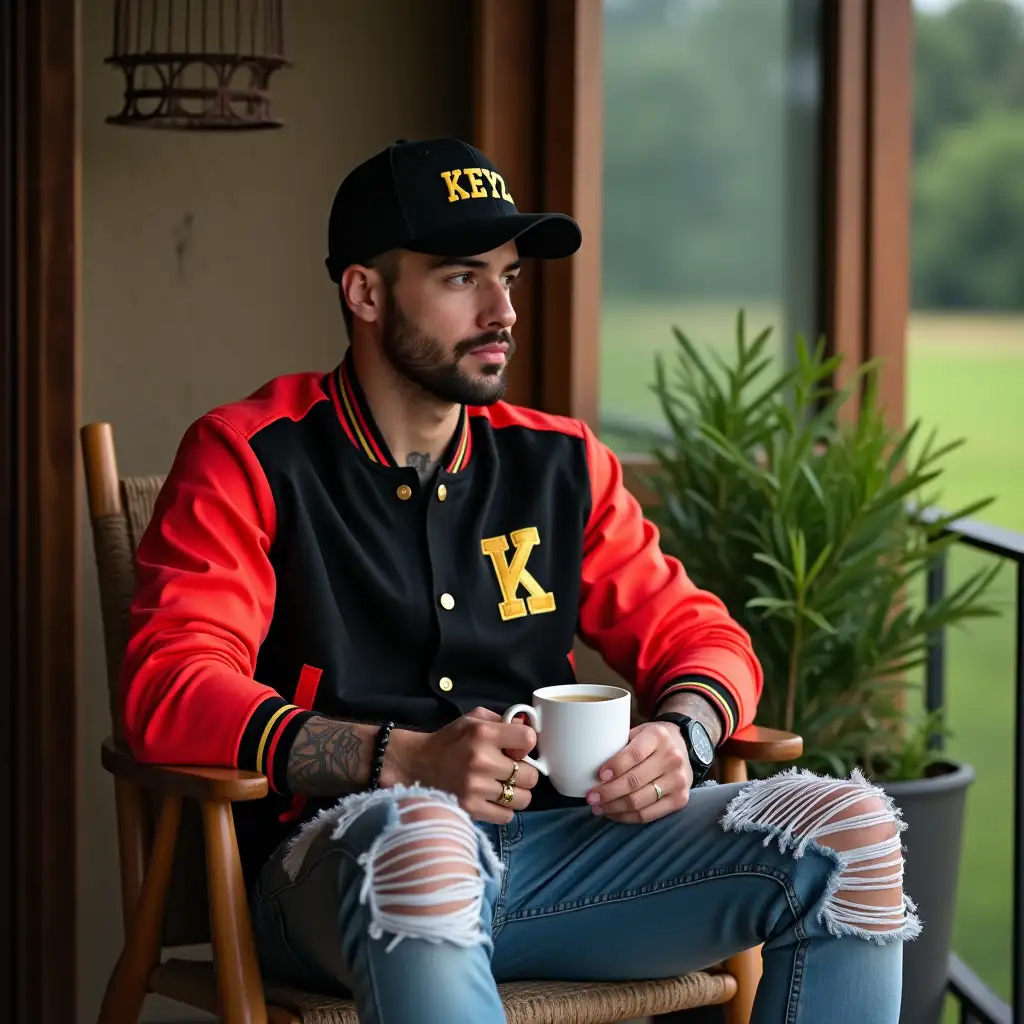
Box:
[480,528,556,621]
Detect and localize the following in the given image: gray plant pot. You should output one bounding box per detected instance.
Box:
[881,760,975,1024]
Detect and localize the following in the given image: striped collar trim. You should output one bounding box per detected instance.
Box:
[327,353,473,473]
[445,407,473,473]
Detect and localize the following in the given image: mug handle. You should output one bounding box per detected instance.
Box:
[502,704,548,776]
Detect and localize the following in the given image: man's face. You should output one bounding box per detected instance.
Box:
[379,241,520,406]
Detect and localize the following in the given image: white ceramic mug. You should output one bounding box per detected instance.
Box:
[502,683,631,798]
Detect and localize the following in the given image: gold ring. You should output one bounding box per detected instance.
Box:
[499,782,516,805]
[653,782,664,802]
[504,761,520,787]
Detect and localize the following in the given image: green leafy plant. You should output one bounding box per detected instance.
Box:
[860,709,953,783]
[645,312,1002,782]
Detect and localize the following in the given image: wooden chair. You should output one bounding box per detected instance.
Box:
[80,420,803,1024]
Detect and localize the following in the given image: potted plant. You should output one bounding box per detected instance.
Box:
[642,312,1001,1024]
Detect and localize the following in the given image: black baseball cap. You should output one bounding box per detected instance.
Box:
[324,137,582,283]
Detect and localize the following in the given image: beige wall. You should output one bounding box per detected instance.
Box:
[79,2,471,1020]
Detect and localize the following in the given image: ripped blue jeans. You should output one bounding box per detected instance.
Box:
[251,769,920,1024]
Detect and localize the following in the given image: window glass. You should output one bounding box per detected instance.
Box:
[909,0,1024,1008]
[600,0,825,452]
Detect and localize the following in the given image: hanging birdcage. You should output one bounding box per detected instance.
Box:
[105,0,291,130]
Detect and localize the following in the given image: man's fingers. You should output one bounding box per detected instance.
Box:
[465,779,529,824]
[597,728,664,784]
[464,709,537,753]
[597,779,661,816]
[594,745,691,814]
[501,755,539,790]
[585,745,663,806]
[598,771,691,816]
[603,780,691,823]
[485,779,533,811]
[457,708,537,823]
[471,750,539,790]
[466,707,502,722]
[588,755,662,808]
[490,721,537,754]
[469,801,515,826]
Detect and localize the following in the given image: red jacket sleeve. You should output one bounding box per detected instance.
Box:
[119,414,313,793]
[576,423,763,736]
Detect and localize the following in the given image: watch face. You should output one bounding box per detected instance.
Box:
[689,721,715,765]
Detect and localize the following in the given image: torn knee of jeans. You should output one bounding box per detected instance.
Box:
[279,784,503,953]
[721,768,922,945]
[352,792,502,953]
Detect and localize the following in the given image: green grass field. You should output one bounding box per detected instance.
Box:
[600,301,1024,1005]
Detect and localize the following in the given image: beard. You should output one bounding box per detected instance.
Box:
[379,290,516,406]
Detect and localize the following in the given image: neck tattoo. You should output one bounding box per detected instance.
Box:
[405,451,436,483]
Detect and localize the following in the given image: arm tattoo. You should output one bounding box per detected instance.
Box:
[285,716,369,797]
[658,692,725,747]
[406,451,436,482]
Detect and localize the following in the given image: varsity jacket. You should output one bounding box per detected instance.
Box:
[121,351,764,887]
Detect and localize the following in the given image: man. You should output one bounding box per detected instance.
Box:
[122,138,919,1023]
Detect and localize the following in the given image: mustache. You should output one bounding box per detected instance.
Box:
[454,330,515,359]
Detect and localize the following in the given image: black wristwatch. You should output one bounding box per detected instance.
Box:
[655,712,716,784]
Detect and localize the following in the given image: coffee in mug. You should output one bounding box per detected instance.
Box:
[502,684,630,797]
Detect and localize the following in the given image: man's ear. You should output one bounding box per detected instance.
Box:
[340,263,385,326]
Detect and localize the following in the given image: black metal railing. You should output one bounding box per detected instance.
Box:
[920,508,1023,1024]
[604,415,1022,1023]
[948,954,1012,1024]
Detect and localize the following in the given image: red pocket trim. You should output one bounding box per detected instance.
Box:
[294,664,323,710]
[279,664,324,824]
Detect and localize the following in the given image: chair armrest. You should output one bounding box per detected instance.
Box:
[101,736,269,802]
[720,725,802,763]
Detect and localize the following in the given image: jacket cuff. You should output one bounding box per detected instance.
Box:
[654,675,738,742]
[237,696,316,795]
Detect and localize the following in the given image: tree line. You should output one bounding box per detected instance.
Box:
[602,0,1024,312]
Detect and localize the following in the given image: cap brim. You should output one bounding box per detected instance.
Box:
[405,212,582,261]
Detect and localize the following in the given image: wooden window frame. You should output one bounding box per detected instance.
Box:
[824,0,913,429]
[1,0,81,1021]
[473,0,914,489]
[472,0,601,427]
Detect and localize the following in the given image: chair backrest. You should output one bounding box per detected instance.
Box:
[81,424,165,738]
[81,422,212,947]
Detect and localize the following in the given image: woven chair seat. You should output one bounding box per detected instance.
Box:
[151,957,738,1024]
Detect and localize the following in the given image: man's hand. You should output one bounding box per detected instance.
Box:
[585,721,692,824]
[390,708,539,825]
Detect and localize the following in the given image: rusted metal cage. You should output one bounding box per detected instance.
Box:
[105,0,291,130]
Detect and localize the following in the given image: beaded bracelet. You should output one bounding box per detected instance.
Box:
[368,720,395,791]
